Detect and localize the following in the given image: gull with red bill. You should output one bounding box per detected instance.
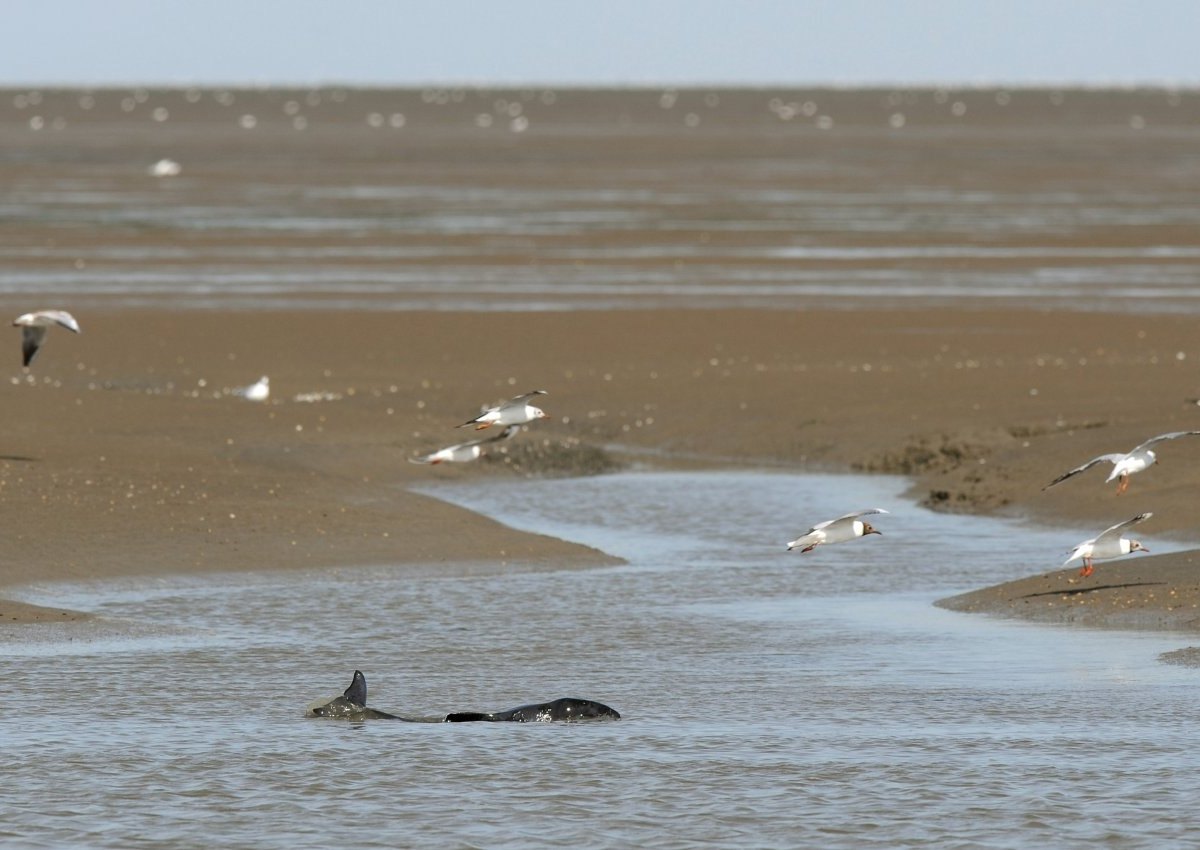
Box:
[1063,512,1152,577]
[786,508,888,553]
[1043,431,1200,495]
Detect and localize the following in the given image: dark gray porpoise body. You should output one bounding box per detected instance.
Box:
[307,672,620,723]
[444,697,621,723]
[306,670,414,721]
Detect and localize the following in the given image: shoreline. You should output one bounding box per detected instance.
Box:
[3,305,1199,629]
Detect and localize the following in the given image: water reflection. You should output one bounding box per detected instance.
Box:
[3,471,1199,848]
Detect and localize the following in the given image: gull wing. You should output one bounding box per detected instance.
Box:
[39,310,81,334]
[1131,431,1200,453]
[1042,454,1125,490]
[20,326,46,367]
[410,426,520,463]
[500,389,548,409]
[1094,512,1153,546]
[459,425,521,450]
[807,508,889,534]
[482,425,521,444]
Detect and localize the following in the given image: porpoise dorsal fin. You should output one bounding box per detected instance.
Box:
[343,670,367,707]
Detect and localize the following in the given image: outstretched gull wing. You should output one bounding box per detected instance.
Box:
[1043,454,1125,490]
[1130,431,1200,453]
[500,389,548,409]
[410,426,520,464]
[1094,512,1153,547]
[20,326,47,367]
[38,310,81,334]
[806,508,889,534]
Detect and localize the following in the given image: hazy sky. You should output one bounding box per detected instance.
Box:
[5,0,1199,87]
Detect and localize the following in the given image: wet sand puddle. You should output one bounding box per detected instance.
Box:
[6,88,1200,314]
[4,471,1200,848]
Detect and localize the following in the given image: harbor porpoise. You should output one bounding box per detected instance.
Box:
[445,698,621,723]
[306,670,413,720]
[306,672,620,723]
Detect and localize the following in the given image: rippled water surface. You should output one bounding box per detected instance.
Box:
[5,471,1200,848]
[5,87,1200,313]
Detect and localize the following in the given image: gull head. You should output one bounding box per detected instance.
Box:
[531,406,547,420]
[1129,539,1148,554]
[861,522,882,536]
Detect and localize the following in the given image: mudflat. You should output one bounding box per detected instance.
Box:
[3,305,1199,625]
[5,87,1200,627]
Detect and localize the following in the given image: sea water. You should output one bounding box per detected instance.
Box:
[3,471,1199,849]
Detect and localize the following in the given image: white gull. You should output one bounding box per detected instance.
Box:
[1063,512,1152,577]
[410,426,520,465]
[233,376,270,402]
[458,390,547,430]
[786,509,888,553]
[12,310,81,368]
[1043,431,1200,495]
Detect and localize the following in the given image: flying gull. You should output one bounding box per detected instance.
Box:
[458,389,548,430]
[1063,512,1152,577]
[786,509,888,553]
[410,426,520,465]
[12,310,81,368]
[1043,431,1200,495]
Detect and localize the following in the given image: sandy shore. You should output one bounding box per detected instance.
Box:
[937,551,1200,630]
[3,304,1199,626]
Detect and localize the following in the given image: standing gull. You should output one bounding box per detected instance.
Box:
[458,390,547,430]
[1043,431,1200,495]
[148,158,181,177]
[1063,512,1152,577]
[12,310,81,368]
[786,509,888,553]
[410,425,520,465]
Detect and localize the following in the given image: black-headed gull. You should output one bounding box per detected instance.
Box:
[458,390,547,430]
[233,376,270,402]
[1063,512,1152,577]
[786,508,888,553]
[1043,431,1200,495]
[12,310,81,367]
[410,425,520,465]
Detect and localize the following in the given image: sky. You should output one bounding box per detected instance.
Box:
[4,0,1199,87]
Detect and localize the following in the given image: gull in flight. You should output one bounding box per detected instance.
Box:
[1043,431,1200,495]
[12,310,81,368]
[786,509,888,553]
[1063,512,1152,577]
[458,390,547,430]
[410,426,520,465]
[233,376,270,402]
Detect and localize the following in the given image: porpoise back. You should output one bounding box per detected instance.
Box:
[445,697,621,723]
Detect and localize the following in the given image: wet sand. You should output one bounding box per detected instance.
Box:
[937,550,1200,632]
[3,305,1200,626]
[5,87,1200,629]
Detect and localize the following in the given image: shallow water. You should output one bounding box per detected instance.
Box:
[5,88,1200,314]
[5,471,1199,848]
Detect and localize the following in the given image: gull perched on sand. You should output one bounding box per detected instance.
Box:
[233,376,270,402]
[410,426,520,465]
[458,390,547,430]
[148,158,181,177]
[12,310,81,368]
[1043,431,1200,495]
[1063,512,1152,577]
[786,509,888,553]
